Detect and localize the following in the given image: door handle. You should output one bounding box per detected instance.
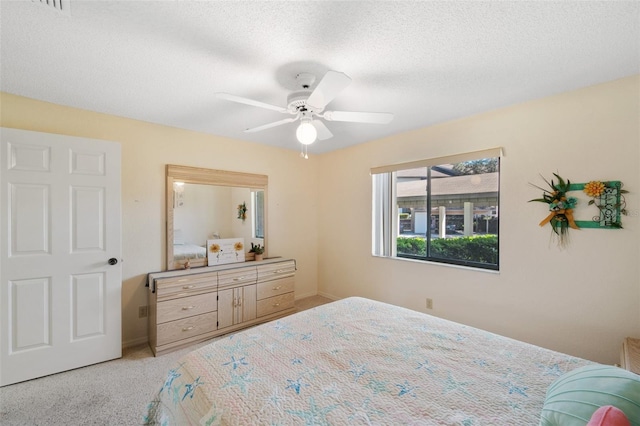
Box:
[108,258,118,265]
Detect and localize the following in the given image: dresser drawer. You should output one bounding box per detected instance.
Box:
[156,311,217,347]
[257,292,295,317]
[157,292,217,324]
[156,272,217,301]
[218,266,256,290]
[257,276,295,301]
[257,260,296,282]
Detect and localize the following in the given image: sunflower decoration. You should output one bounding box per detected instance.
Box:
[583,181,606,198]
[529,173,579,247]
[209,243,222,259]
[233,241,244,260]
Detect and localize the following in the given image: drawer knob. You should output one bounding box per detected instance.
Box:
[182,305,196,310]
[273,269,284,274]
[273,286,281,290]
[272,303,280,307]
[182,285,195,289]
[182,326,194,332]
[233,276,245,281]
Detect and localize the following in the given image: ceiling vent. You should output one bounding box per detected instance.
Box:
[33,0,71,15]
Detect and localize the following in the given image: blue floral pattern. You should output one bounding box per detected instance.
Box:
[144,297,591,425]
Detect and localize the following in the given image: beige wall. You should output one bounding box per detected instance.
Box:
[1,75,638,364]
[0,93,320,347]
[317,75,640,365]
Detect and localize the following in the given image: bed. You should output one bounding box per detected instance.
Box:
[143,297,595,425]
[172,229,207,262]
[172,243,207,261]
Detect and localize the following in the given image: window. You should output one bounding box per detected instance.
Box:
[252,190,264,239]
[372,148,501,270]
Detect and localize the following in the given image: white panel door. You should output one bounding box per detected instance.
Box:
[0,128,122,386]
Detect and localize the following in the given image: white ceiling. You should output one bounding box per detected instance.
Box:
[1,1,639,154]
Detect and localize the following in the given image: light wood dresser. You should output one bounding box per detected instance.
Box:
[148,258,296,356]
[620,337,640,375]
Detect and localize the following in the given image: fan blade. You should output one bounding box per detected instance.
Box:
[216,93,288,113]
[323,110,394,124]
[306,71,352,109]
[312,120,333,140]
[244,116,298,133]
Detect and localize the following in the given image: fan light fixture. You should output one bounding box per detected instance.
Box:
[296,118,317,145]
[216,70,394,152]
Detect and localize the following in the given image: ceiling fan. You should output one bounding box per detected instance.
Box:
[216,70,394,146]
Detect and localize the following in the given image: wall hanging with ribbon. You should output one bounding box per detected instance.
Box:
[237,202,247,222]
[529,173,627,247]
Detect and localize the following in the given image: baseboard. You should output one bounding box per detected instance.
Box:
[295,291,340,301]
[295,291,319,300]
[316,291,339,301]
[122,336,148,350]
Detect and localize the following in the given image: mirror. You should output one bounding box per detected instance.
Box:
[166,165,267,270]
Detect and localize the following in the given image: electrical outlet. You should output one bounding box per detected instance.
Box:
[426,298,433,310]
[138,305,148,318]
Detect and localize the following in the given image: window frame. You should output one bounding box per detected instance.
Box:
[371,148,502,271]
[252,190,264,239]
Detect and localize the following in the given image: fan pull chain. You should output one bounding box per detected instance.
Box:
[299,144,309,159]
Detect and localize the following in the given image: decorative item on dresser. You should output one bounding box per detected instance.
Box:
[621,337,640,374]
[147,258,295,356]
[249,242,265,261]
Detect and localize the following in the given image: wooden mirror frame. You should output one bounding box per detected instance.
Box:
[166,164,268,270]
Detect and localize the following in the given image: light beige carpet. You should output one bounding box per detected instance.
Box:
[0,295,332,425]
[0,340,211,425]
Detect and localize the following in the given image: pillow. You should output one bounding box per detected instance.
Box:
[539,365,640,426]
[587,406,631,426]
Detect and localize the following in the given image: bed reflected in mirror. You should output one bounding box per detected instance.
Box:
[166,165,267,270]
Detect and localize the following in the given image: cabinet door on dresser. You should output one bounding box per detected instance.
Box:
[218,285,257,329]
[217,266,257,330]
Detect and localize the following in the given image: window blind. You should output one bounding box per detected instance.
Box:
[370,147,503,175]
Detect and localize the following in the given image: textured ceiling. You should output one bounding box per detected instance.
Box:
[1,1,639,154]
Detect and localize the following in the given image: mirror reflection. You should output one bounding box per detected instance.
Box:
[172,183,264,266]
[166,165,268,270]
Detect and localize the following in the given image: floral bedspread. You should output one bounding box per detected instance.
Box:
[144,297,591,425]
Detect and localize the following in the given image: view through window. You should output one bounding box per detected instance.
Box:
[372,153,500,270]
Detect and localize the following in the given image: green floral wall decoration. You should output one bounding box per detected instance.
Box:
[529,173,627,247]
[237,202,247,221]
